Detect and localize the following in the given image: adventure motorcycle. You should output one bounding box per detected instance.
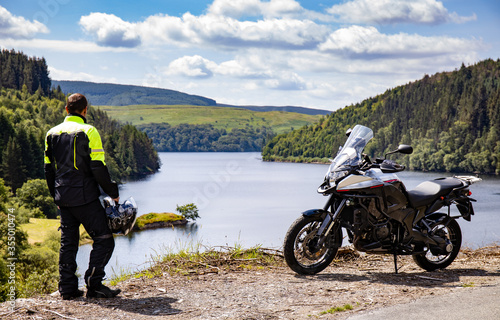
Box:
[283,125,481,274]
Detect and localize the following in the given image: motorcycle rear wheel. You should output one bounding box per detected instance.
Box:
[283,215,342,275]
[412,217,462,271]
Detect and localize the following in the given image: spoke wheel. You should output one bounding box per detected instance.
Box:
[283,215,342,275]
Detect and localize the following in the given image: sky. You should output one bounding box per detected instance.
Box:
[0,0,499,111]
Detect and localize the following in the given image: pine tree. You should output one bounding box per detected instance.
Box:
[1,137,27,193]
[0,110,14,165]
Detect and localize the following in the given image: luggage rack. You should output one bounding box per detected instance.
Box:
[454,176,482,185]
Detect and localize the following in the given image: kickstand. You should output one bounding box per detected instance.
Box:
[393,253,398,274]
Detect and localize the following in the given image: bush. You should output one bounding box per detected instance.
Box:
[18,267,58,298]
[176,203,200,221]
[18,246,58,278]
[0,216,59,301]
[41,230,61,253]
[16,179,58,219]
[16,238,59,298]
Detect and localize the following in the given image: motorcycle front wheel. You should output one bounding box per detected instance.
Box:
[283,215,342,275]
[412,217,462,271]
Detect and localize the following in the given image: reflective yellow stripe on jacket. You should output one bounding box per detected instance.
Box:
[44,115,106,165]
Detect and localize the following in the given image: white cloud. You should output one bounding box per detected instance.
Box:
[165,55,268,79]
[0,38,132,53]
[80,12,141,47]
[49,66,117,83]
[207,0,263,18]
[49,66,94,81]
[319,25,481,59]
[164,54,307,91]
[165,55,217,78]
[81,11,329,50]
[207,0,303,19]
[327,0,476,25]
[216,59,270,78]
[0,5,49,39]
[263,71,307,90]
[78,1,478,54]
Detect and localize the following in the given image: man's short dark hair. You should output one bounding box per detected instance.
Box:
[66,93,88,113]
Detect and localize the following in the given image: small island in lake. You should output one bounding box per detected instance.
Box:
[133,212,188,231]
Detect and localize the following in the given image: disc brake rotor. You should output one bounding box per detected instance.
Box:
[301,229,327,260]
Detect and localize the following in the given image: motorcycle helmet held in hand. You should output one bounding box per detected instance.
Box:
[103,196,138,235]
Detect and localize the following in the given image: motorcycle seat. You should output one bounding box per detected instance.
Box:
[407,177,464,208]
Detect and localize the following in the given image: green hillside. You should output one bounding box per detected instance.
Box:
[53,80,331,116]
[96,104,322,134]
[52,80,216,106]
[96,104,323,152]
[263,59,500,174]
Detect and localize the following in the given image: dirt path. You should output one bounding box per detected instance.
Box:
[2,246,500,319]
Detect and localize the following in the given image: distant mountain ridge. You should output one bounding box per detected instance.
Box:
[52,80,216,106]
[53,80,331,115]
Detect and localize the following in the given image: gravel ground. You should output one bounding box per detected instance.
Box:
[2,246,500,320]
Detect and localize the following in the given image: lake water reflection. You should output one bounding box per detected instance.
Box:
[77,152,500,279]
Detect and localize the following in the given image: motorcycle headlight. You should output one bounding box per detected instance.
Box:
[328,169,349,185]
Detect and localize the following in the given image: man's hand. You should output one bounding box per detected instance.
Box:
[113,197,120,204]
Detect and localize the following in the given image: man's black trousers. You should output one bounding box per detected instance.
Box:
[59,199,114,295]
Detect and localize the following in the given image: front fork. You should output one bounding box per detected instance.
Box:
[314,198,346,247]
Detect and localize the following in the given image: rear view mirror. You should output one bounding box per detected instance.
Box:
[385,144,413,158]
[397,144,413,154]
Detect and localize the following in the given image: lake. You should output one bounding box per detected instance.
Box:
[77,152,500,279]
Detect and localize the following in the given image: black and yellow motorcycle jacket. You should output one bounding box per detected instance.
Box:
[44,114,118,207]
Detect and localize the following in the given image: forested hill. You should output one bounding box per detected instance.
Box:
[263,59,500,174]
[0,49,51,95]
[52,80,216,106]
[0,89,160,191]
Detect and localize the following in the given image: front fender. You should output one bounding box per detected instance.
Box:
[302,209,329,219]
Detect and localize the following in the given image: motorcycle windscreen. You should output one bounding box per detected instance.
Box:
[325,125,373,180]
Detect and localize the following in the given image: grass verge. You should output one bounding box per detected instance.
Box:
[107,244,285,285]
[154,244,285,276]
[107,245,362,286]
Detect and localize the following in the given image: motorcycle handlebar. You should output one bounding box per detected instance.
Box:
[361,158,405,173]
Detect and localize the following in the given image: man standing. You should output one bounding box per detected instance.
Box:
[44,93,121,299]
